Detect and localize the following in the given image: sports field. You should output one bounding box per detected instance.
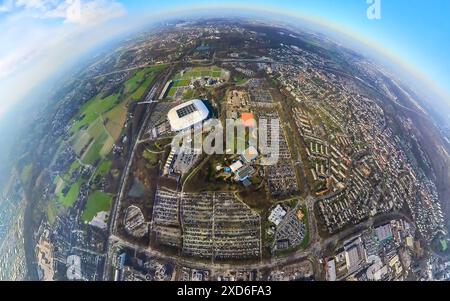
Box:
[168,66,226,100]
[173,66,224,81]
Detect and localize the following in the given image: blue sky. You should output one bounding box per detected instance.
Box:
[0,0,449,118]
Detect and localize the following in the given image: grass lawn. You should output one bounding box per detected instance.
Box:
[95,160,112,178]
[124,64,167,94]
[104,104,127,139]
[86,118,105,138]
[124,69,147,93]
[72,65,168,166]
[72,64,167,136]
[73,117,114,166]
[73,64,168,134]
[99,135,115,157]
[172,67,225,92]
[129,74,156,101]
[143,150,159,167]
[70,93,120,134]
[68,160,81,175]
[21,164,32,184]
[53,64,170,213]
[182,89,195,100]
[62,160,82,182]
[57,178,83,207]
[212,71,222,77]
[235,75,247,85]
[54,176,65,195]
[82,191,113,223]
[46,201,58,225]
[298,205,310,249]
[82,131,110,165]
[73,131,92,155]
[173,79,191,87]
[168,87,177,97]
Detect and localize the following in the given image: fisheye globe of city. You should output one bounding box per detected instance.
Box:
[1,0,450,284]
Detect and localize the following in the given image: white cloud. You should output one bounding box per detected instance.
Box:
[0,0,14,12]
[0,0,126,77]
[0,0,128,117]
[0,49,37,78]
[63,0,126,25]
[15,0,59,10]
[1,0,126,24]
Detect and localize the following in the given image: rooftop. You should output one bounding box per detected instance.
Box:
[168,99,210,132]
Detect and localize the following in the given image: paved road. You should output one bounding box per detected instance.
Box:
[106,209,412,276]
[101,61,417,279]
[103,67,175,280]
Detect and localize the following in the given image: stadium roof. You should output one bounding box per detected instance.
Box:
[167,99,210,132]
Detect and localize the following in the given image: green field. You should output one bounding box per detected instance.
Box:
[70,93,120,134]
[57,178,83,207]
[21,164,32,184]
[129,75,156,101]
[68,160,81,175]
[71,64,167,136]
[168,87,177,97]
[104,104,127,138]
[62,160,82,182]
[124,69,147,93]
[143,150,159,167]
[298,205,310,250]
[46,201,58,224]
[174,66,224,81]
[235,75,247,85]
[168,66,225,100]
[82,191,113,223]
[182,89,195,100]
[124,64,167,94]
[53,64,169,213]
[95,160,112,178]
[125,65,167,102]
[173,79,191,87]
[82,131,111,165]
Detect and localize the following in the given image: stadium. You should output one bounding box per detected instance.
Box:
[167,99,210,132]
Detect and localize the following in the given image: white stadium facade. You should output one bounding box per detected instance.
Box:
[167,99,210,132]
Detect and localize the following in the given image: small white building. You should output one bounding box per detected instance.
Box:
[230,160,244,173]
[242,146,259,163]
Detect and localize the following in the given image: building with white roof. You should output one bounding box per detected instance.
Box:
[269,205,287,226]
[167,99,210,132]
[230,160,244,173]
